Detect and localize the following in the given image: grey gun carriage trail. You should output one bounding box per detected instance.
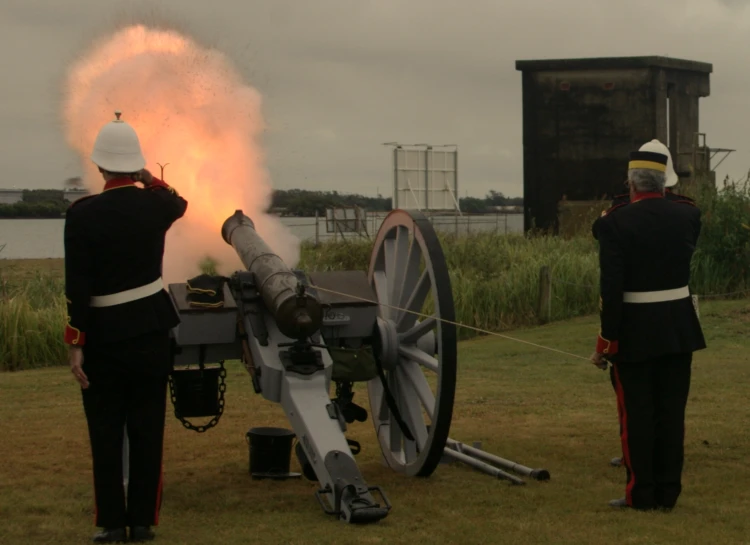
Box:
[162,207,551,525]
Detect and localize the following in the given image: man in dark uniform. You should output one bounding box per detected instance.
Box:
[591,139,697,468]
[590,147,706,511]
[65,111,187,542]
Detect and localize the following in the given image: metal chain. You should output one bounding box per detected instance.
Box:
[168,361,228,433]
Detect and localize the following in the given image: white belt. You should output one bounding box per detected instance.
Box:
[623,286,689,304]
[90,277,164,308]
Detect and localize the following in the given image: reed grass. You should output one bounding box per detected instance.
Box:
[0,269,68,370]
[3,177,750,370]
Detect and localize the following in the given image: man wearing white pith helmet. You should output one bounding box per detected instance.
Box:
[592,139,697,468]
[589,142,704,512]
[64,111,187,543]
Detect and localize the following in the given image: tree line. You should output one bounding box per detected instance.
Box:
[0,188,523,218]
[271,189,523,216]
[0,190,71,218]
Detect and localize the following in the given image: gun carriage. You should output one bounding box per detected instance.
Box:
[166,208,549,524]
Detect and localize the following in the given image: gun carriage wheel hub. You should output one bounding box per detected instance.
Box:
[374,317,399,371]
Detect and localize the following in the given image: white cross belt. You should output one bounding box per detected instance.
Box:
[622,286,689,304]
[90,277,164,308]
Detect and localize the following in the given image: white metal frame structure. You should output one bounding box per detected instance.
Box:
[383,143,460,213]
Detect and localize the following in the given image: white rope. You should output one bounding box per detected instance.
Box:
[310,285,591,362]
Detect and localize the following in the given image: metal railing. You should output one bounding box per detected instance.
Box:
[290,212,524,244]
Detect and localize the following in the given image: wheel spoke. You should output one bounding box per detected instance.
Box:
[372,270,391,319]
[397,270,430,331]
[397,238,423,310]
[399,317,437,344]
[375,380,389,421]
[399,345,439,373]
[396,367,427,459]
[383,237,397,297]
[387,371,403,455]
[400,359,436,419]
[393,233,420,323]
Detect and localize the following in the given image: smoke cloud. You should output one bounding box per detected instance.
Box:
[61,23,300,283]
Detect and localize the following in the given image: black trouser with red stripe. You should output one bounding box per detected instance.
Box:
[610,353,692,510]
[81,330,171,528]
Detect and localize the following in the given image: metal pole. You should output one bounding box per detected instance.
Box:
[393,147,399,211]
[442,447,525,485]
[315,210,319,246]
[157,163,170,181]
[122,426,129,488]
[445,438,550,481]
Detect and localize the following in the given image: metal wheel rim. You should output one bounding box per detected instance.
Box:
[367,209,457,477]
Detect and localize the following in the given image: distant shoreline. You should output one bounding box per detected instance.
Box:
[0,217,64,220]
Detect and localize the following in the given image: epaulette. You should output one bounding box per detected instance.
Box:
[666,191,695,206]
[600,202,627,218]
[148,184,179,196]
[68,194,97,209]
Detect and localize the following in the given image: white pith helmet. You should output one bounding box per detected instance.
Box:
[90,110,146,173]
[638,139,678,187]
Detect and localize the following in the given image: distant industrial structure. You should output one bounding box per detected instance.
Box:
[515,56,732,233]
[0,188,89,205]
[383,143,461,214]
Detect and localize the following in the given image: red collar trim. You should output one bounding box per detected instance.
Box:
[103,178,136,192]
[632,192,663,203]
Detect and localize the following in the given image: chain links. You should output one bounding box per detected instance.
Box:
[168,361,227,433]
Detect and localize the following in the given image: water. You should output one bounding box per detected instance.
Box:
[0,214,523,260]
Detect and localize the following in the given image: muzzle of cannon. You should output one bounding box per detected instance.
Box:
[221,210,321,340]
[165,208,550,525]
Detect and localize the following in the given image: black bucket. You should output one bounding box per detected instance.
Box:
[246,427,301,480]
[171,366,221,418]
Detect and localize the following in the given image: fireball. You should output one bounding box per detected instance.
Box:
[62,24,300,283]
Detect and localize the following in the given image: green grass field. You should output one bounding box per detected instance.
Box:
[2,298,749,545]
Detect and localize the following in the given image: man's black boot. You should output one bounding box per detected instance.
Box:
[129,526,156,542]
[92,528,127,543]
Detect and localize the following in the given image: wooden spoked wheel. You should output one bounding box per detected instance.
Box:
[367,209,457,477]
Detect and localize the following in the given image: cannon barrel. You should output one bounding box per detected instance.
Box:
[221,210,322,339]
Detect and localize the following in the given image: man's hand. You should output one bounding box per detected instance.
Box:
[69,347,89,389]
[138,169,154,187]
[590,351,609,371]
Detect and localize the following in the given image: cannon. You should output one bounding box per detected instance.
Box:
[165,208,550,524]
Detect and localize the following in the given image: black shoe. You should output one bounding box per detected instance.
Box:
[609,497,629,508]
[610,456,623,467]
[93,528,127,543]
[129,526,155,542]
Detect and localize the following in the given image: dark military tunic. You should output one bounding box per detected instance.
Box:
[592,188,695,240]
[594,191,704,360]
[64,176,187,529]
[594,191,706,511]
[64,177,186,347]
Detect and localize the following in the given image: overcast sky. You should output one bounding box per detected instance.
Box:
[2,0,750,198]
